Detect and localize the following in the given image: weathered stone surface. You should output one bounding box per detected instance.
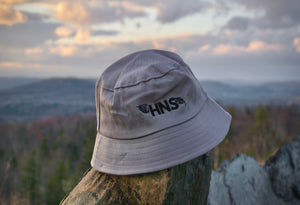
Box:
[60,153,213,205]
[208,139,300,205]
[265,137,300,201]
[208,154,284,205]
[208,168,231,205]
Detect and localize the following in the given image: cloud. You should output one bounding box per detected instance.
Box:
[134,34,284,56]
[134,33,206,52]
[49,45,78,57]
[213,44,235,55]
[114,1,146,13]
[2,31,299,81]
[55,1,146,26]
[212,41,283,55]
[199,44,211,52]
[0,61,73,78]
[230,0,300,29]
[0,3,27,25]
[293,37,300,53]
[155,0,210,23]
[0,61,69,72]
[119,0,211,23]
[25,47,43,55]
[152,41,165,49]
[56,2,89,26]
[246,41,282,52]
[0,61,23,68]
[43,35,300,81]
[92,29,119,36]
[0,21,58,48]
[225,16,251,31]
[54,26,74,37]
[22,11,49,21]
[0,0,299,81]
[1,0,31,4]
[75,28,91,42]
[54,26,118,42]
[53,0,212,26]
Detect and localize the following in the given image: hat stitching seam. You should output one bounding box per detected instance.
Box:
[99,66,180,91]
[114,66,178,89]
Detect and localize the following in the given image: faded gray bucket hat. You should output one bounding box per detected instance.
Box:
[91,49,231,175]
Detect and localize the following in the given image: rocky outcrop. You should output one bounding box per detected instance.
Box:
[208,138,300,205]
[60,153,213,205]
[265,136,300,201]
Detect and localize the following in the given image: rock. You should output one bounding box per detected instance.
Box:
[208,139,300,205]
[265,138,300,201]
[208,154,285,205]
[208,169,231,205]
[60,153,213,205]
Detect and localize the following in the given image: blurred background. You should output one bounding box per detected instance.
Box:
[0,0,299,204]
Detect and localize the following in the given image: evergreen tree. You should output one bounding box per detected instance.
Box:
[79,135,94,173]
[45,160,67,205]
[253,105,281,157]
[80,121,96,173]
[40,137,49,159]
[0,148,4,160]
[39,137,50,205]
[255,105,269,131]
[21,150,40,205]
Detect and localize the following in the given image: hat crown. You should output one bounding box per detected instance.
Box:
[99,50,186,90]
[95,50,207,139]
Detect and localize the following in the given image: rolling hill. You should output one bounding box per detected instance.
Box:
[0,78,299,122]
[0,78,95,122]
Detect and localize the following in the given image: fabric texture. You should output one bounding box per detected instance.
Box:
[91,49,232,175]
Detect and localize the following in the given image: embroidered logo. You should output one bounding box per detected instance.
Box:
[137,97,185,117]
[137,104,150,113]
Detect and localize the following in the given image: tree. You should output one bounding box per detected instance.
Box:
[40,137,49,159]
[79,134,94,172]
[21,150,40,205]
[79,121,96,173]
[253,105,282,158]
[45,160,67,205]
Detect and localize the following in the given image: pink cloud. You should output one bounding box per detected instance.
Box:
[293,37,300,53]
[0,4,27,25]
[213,41,283,55]
[56,2,89,26]
[54,26,74,37]
[49,45,78,57]
[25,47,43,55]
[75,28,91,42]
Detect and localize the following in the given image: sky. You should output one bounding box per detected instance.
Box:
[0,0,300,82]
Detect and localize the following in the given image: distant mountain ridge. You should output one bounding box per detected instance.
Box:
[0,77,40,91]
[0,78,299,122]
[200,81,300,107]
[0,78,95,122]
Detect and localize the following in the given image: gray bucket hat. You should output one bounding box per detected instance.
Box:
[91,49,231,175]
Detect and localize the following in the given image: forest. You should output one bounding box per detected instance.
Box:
[0,105,299,205]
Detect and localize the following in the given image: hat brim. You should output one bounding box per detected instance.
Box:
[91,97,231,175]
